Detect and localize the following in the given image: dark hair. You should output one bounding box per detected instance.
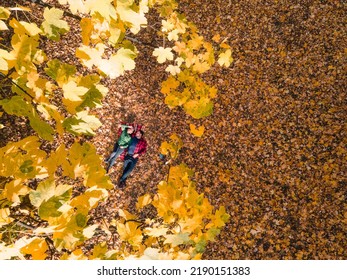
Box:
[139,130,145,136]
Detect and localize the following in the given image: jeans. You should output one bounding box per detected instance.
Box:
[106,144,125,170]
[119,155,138,182]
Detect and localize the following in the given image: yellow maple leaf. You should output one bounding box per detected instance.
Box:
[76,43,105,69]
[161,76,180,95]
[212,33,221,42]
[3,179,30,205]
[144,226,168,237]
[0,49,15,72]
[58,0,87,14]
[192,58,210,73]
[165,64,181,75]
[0,208,13,226]
[116,0,147,34]
[80,18,93,45]
[189,124,205,137]
[187,34,204,50]
[173,41,187,55]
[153,47,174,63]
[116,221,143,246]
[85,0,117,21]
[184,52,197,68]
[218,49,233,67]
[136,194,152,209]
[161,19,174,32]
[62,80,88,114]
[20,238,48,260]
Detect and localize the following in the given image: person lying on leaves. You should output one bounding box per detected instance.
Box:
[105,124,134,173]
[117,129,147,189]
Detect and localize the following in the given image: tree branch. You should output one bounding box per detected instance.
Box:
[0,72,33,101]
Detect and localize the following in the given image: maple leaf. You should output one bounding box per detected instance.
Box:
[76,43,105,69]
[0,95,32,117]
[58,0,87,14]
[184,52,197,68]
[28,113,55,141]
[0,49,14,72]
[63,111,102,136]
[136,194,152,209]
[10,19,42,37]
[45,59,76,87]
[116,221,143,247]
[168,29,180,41]
[167,87,191,108]
[159,133,183,159]
[187,34,204,50]
[144,226,168,237]
[98,47,136,78]
[70,186,108,209]
[0,21,7,31]
[2,179,30,206]
[29,179,72,210]
[161,19,174,32]
[165,64,181,75]
[212,33,221,43]
[153,47,174,63]
[20,238,49,260]
[213,206,230,227]
[80,18,93,45]
[62,80,89,113]
[9,33,42,73]
[116,0,148,34]
[173,41,187,55]
[217,49,233,67]
[0,7,10,20]
[192,58,210,73]
[41,8,70,41]
[164,232,190,247]
[189,124,205,137]
[85,0,117,21]
[0,208,13,226]
[161,76,180,95]
[183,97,213,119]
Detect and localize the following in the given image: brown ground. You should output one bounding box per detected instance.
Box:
[1,0,346,259]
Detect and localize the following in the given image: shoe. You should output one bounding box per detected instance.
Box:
[118,180,126,189]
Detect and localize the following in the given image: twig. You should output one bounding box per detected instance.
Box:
[125,35,158,49]
[15,220,35,230]
[0,72,33,101]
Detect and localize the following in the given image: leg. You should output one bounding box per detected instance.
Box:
[107,146,124,172]
[119,156,138,182]
[105,143,119,162]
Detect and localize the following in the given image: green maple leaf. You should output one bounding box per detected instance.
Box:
[41,8,69,41]
[45,59,76,87]
[28,114,55,141]
[0,95,32,117]
[63,111,102,136]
